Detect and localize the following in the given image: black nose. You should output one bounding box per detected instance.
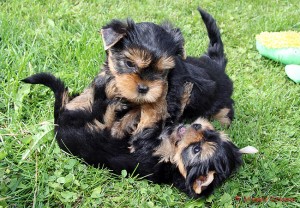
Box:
[137,84,149,94]
[192,123,202,130]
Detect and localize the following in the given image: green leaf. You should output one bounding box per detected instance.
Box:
[219,193,232,205]
[121,169,127,178]
[64,159,78,169]
[21,123,53,161]
[64,173,74,184]
[48,182,61,189]
[0,149,7,160]
[206,194,215,203]
[57,177,66,184]
[14,84,31,118]
[47,18,55,27]
[91,186,102,198]
[61,191,78,202]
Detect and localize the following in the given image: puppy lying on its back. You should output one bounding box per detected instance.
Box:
[22,73,258,197]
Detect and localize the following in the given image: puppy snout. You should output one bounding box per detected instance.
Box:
[137,84,149,94]
[192,123,202,131]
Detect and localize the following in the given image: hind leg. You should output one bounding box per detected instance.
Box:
[212,106,234,127]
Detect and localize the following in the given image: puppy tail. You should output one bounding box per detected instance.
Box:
[198,7,226,67]
[22,72,68,122]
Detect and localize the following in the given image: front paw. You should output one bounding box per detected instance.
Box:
[113,99,133,119]
[111,122,127,139]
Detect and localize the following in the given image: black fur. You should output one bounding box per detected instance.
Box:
[22,8,242,198]
[22,73,67,123]
[184,130,242,197]
[22,71,243,198]
[167,8,234,124]
[104,18,185,60]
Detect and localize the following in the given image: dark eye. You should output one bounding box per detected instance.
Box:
[192,123,202,130]
[126,60,135,68]
[193,144,201,154]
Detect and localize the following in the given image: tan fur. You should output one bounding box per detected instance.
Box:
[106,49,169,139]
[192,171,215,194]
[104,104,119,128]
[111,109,140,139]
[173,127,205,178]
[213,108,231,127]
[153,132,178,163]
[133,82,168,134]
[105,78,120,99]
[124,48,152,69]
[113,73,164,103]
[85,119,105,132]
[154,82,193,159]
[200,142,217,161]
[156,56,175,70]
[108,52,118,74]
[101,28,125,50]
[180,82,194,115]
[220,132,230,142]
[61,90,69,109]
[65,87,94,111]
[163,118,216,178]
[193,118,214,130]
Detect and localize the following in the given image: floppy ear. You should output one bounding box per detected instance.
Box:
[192,171,215,194]
[100,20,130,50]
[239,146,258,154]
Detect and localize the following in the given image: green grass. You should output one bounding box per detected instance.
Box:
[1,0,300,207]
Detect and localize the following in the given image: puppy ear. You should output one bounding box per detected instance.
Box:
[192,171,215,194]
[239,146,258,154]
[100,19,130,50]
[161,22,186,59]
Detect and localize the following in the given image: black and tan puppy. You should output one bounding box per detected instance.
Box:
[96,7,235,140]
[166,8,234,127]
[95,17,186,138]
[22,74,257,197]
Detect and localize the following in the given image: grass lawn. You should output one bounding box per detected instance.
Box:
[1,0,299,207]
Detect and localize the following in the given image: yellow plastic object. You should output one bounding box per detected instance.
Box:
[256,31,300,65]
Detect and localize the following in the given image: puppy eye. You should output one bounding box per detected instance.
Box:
[193,144,201,154]
[126,60,135,68]
[192,123,202,130]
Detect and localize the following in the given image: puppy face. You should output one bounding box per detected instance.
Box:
[101,20,185,104]
[173,118,243,196]
[155,118,243,197]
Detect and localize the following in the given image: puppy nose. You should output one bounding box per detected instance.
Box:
[192,123,202,130]
[137,84,149,94]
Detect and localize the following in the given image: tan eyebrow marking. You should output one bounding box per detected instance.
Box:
[200,142,217,161]
[156,56,175,71]
[124,48,152,69]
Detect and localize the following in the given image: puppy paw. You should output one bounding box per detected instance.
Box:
[113,100,133,118]
[128,145,135,153]
[212,108,232,127]
[111,122,126,139]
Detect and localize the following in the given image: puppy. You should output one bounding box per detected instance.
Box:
[152,118,257,196]
[22,74,257,198]
[166,8,234,127]
[97,7,235,141]
[95,17,186,138]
